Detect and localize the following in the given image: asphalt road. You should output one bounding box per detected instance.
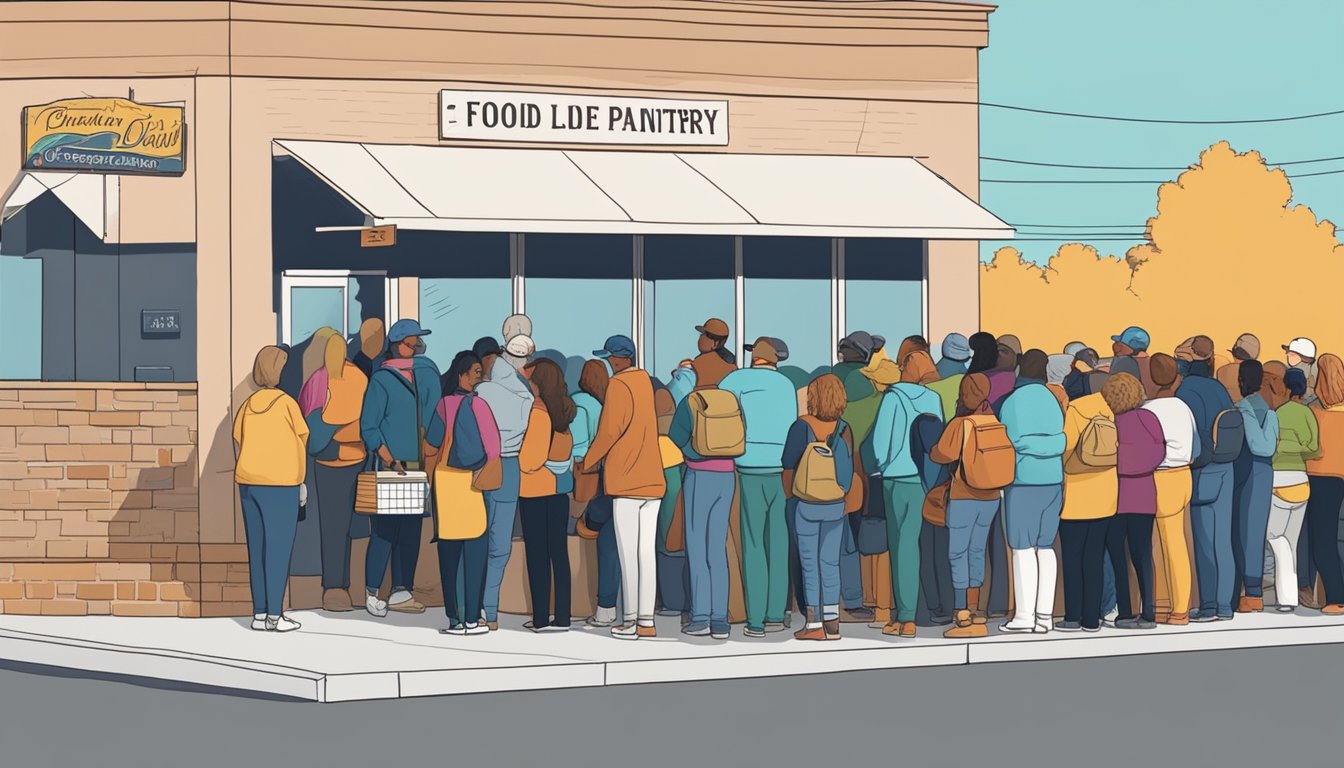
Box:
[1,645,1340,768]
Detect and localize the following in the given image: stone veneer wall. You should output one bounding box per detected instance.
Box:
[0,383,244,617]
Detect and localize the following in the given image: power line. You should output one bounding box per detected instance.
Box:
[981,102,1344,125]
[1008,223,1145,228]
[984,167,1344,184]
[982,155,1344,170]
[987,237,1148,241]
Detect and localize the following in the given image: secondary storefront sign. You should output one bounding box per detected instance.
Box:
[22,97,187,175]
[440,90,728,146]
[359,225,396,248]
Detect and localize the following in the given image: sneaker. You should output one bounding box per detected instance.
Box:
[682,623,711,637]
[999,618,1036,633]
[929,614,954,626]
[1275,605,1297,613]
[742,627,767,638]
[366,594,389,618]
[387,590,426,614]
[541,625,569,633]
[1034,614,1053,634]
[587,606,618,628]
[656,608,681,617]
[464,623,490,635]
[1115,617,1140,630]
[764,622,788,634]
[1215,614,1234,621]
[1134,618,1157,630]
[1102,608,1119,627]
[710,626,730,640]
[439,622,467,636]
[1055,621,1082,632]
[1189,611,1219,623]
[250,613,268,631]
[612,622,640,640]
[524,620,543,633]
[1081,625,1101,633]
[266,615,301,633]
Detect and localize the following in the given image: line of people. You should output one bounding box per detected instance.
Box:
[232,316,1344,639]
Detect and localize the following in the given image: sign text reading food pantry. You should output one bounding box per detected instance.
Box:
[440,90,728,146]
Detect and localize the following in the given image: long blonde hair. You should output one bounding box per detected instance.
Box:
[302,327,340,384]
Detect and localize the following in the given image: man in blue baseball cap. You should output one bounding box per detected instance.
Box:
[580,333,667,640]
[360,317,441,618]
[1109,325,1156,398]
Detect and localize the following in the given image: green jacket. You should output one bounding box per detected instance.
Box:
[1274,400,1320,472]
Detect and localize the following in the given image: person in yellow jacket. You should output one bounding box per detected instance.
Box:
[1057,391,1118,632]
[234,346,309,633]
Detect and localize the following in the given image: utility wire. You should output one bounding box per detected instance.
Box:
[982,155,1344,170]
[984,167,1344,184]
[981,103,1344,124]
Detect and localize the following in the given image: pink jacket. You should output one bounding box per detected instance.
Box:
[1116,409,1166,515]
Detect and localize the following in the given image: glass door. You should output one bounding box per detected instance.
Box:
[280,271,393,346]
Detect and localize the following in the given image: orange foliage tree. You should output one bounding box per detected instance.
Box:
[982,141,1344,359]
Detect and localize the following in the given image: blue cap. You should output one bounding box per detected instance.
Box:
[941,333,971,363]
[1111,326,1150,352]
[387,319,432,343]
[593,335,636,360]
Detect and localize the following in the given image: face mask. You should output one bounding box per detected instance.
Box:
[412,339,427,356]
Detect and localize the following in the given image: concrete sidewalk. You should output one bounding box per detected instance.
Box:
[2,609,1342,702]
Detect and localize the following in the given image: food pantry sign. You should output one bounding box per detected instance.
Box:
[22,97,186,175]
[440,90,728,146]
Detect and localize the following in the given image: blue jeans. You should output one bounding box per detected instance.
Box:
[1233,457,1274,598]
[684,469,734,633]
[796,501,845,621]
[240,484,300,616]
[437,536,486,624]
[364,516,423,594]
[1003,484,1063,549]
[947,498,1000,609]
[1101,552,1117,617]
[586,495,621,610]
[840,517,865,610]
[1191,462,1236,617]
[481,457,520,622]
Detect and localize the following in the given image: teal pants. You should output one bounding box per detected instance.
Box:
[883,478,925,623]
[738,472,789,630]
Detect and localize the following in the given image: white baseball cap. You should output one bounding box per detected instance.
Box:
[1283,337,1317,360]
[504,334,535,357]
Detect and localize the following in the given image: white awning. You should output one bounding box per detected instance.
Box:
[275,140,1012,240]
[1,171,115,241]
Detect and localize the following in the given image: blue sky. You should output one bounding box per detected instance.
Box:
[976,0,1344,264]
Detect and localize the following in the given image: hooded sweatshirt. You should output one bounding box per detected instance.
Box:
[584,367,666,499]
[570,391,603,461]
[234,389,309,486]
[360,356,442,465]
[871,383,944,479]
[1274,399,1319,473]
[719,364,799,473]
[475,355,535,458]
[1061,393,1118,521]
[998,382,1066,486]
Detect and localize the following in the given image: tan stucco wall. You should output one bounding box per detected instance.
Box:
[3,0,991,551]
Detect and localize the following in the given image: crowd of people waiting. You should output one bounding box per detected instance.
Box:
[232,314,1344,641]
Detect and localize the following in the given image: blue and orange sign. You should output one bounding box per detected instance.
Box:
[22,97,186,175]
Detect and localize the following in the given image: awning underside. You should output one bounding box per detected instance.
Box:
[1,172,107,238]
[275,140,1013,240]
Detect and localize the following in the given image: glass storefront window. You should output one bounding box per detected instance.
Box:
[289,286,346,347]
[525,234,633,385]
[0,254,41,379]
[743,236,832,377]
[643,235,735,384]
[844,238,924,349]
[417,233,512,373]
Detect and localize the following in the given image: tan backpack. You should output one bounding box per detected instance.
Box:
[793,418,848,503]
[1065,414,1119,474]
[958,415,1016,491]
[688,389,746,458]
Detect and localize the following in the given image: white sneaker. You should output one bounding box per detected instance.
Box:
[366,594,389,618]
[1000,618,1036,633]
[267,615,302,633]
[463,623,490,635]
[587,606,618,627]
[1102,608,1118,627]
[250,613,268,631]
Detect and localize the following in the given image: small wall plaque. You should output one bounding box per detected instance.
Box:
[141,310,182,337]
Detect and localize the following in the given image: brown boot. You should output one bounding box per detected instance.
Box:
[1237,596,1264,613]
[823,619,841,640]
[795,610,827,640]
[966,587,988,625]
[943,610,988,639]
[323,589,353,612]
[1300,587,1323,610]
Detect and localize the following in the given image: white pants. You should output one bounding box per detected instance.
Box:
[613,497,660,625]
[1267,495,1307,608]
